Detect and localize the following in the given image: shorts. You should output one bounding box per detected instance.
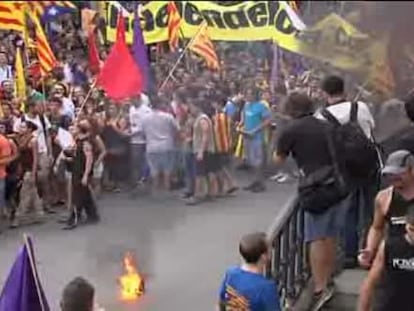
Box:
[244,138,264,168]
[216,153,231,168]
[93,162,104,179]
[304,195,350,243]
[209,153,224,172]
[195,152,216,177]
[146,151,175,176]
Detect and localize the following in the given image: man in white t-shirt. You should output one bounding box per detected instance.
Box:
[128,94,152,189]
[316,75,378,270]
[0,52,12,84]
[315,76,375,138]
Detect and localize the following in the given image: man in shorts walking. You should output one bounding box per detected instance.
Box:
[142,99,180,192]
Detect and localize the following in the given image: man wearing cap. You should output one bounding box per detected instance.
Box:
[359,150,414,268]
[358,205,414,311]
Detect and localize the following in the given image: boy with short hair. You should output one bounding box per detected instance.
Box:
[60,277,95,311]
[218,232,281,311]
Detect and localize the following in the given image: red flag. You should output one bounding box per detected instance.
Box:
[88,30,101,74]
[97,13,143,100]
[116,10,126,44]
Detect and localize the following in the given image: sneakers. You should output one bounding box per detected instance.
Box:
[244,182,266,193]
[309,286,335,311]
[251,183,266,193]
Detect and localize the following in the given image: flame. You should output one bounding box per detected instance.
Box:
[118,253,144,301]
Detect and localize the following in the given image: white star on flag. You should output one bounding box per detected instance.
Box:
[48,7,58,15]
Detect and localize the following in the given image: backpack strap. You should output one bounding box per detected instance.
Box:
[321,108,341,126]
[324,124,347,190]
[350,101,358,122]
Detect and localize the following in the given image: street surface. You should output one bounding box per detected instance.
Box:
[0,182,294,311]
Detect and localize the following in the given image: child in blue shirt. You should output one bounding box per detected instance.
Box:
[218,232,281,311]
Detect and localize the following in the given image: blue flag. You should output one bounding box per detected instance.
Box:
[42,5,76,22]
[132,5,151,92]
[0,236,50,311]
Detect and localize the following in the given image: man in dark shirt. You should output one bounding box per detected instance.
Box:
[359,206,414,311]
[64,120,99,230]
[274,93,348,311]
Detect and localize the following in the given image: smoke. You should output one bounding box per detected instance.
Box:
[343,2,414,96]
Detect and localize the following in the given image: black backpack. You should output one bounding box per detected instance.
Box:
[321,102,380,186]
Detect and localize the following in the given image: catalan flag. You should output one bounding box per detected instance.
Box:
[27,1,76,17]
[167,1,181,51]
[0,2,25,32]
[213,112,232,154]
[28,12,58,77]
[189,22,220,70]
[288,1,299,13]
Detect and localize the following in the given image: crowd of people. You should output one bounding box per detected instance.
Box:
[3,5,414,311]
[0,14,314,234]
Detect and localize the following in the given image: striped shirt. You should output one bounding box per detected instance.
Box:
[213,112,231,154]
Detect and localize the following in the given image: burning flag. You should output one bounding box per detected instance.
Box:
[118,253,144,302]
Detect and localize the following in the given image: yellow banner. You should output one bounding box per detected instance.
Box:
[106,1,304,49]
[104,3,393,93]
[293,14,373,72]
[293,13,394,94]
[105,3,374,72]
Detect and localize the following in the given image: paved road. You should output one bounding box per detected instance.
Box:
[0,182,294,311]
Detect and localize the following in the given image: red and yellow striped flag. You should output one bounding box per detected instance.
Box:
[288,1,299,13]
[167,1,181,51]
[29,12,58,76]
[189,22,220,70]
[27,1,76,16]
[213,112,231,154]
[0,1,25,32]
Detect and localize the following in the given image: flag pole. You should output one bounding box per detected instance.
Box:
[75,79,97,123]
[353,79,371,102]
[159,22,205,91]
[23,234,47,311]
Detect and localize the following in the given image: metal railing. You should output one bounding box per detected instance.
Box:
[266,195,310,310]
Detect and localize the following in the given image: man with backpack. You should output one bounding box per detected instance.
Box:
[275,92,351,311]
[315,75,379,268]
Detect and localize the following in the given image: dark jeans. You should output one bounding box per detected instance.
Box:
[106,154,124,183]
[344,178,379,258]
[184,152,196,195]
[130,144,146,185]
[73,181,99,221]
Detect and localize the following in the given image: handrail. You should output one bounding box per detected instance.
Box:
[266,194,310,310]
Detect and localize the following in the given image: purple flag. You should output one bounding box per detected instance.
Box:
[133,5,150,92]
[0,236,50,311]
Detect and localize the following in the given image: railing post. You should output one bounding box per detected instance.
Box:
[267,196,310,308]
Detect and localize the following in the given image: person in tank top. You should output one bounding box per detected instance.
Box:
[358,205,414,311]
[359,150,414,268]
[11,121,44,228]
[185,98,218,205]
